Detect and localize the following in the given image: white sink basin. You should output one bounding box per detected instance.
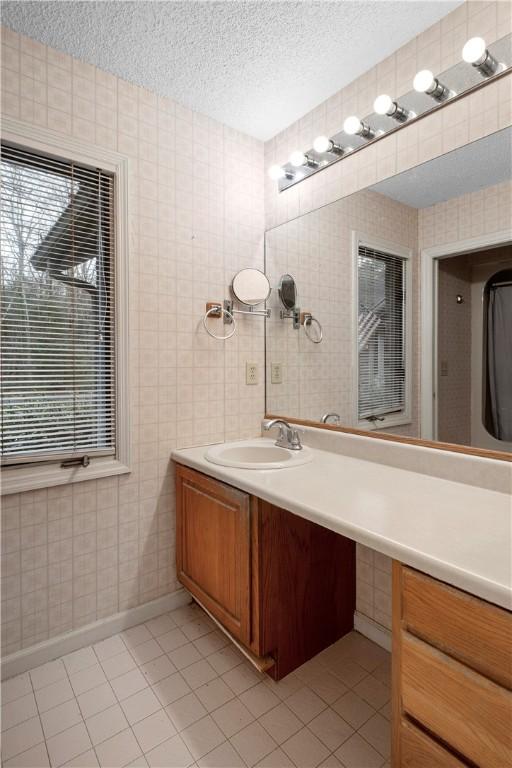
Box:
[205,439,313,470]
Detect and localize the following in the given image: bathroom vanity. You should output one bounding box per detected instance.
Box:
[173,430,512,767]
[175,464,355,679]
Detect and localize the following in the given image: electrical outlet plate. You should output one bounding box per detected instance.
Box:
[271,363,283,384]
[246,362,258,385]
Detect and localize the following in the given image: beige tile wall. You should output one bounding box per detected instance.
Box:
[0,26,265,656]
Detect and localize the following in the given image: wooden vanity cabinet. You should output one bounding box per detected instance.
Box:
[392,562,512,768]
[175,464,355,679]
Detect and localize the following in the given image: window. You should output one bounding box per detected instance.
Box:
[355,235,411,429]
[1,122,129,493]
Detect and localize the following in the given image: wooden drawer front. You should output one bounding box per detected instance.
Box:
[401,632,512,767]
[402,567,512,689]
[400,718,468,768]
[176,466,251,645]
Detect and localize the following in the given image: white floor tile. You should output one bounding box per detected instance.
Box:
[2,716,45,761]
[4,742,50,768]
[145,614,177,639]
[207,647,244,675]
[334,732,385,768]
[230,722,277,767]
[2,692,38,731]
[86,703,129,745]
[2,673,32,705]
[285,687,327,724]
[122,625,153,649]
[180,660,218,690]
[222,664,263,696]
[101,650,138,680]
[35,678,75,714]
[197,740,246,768]
[195,678,234,712]
[129,640,164,667]
[281,727,330,768]
[331,691,374,730]
[95,728,142,768]
[352,676,390,710]
[254,747,294,768]
[192,632,229,658]
[94,635,127,662]
[211,698,254,738]
[308,708,354,751]
[70,665,108,697]
[357,712,390,758]
[165,692,208,731]
[239,683,279,718]
[181,618,215,642]
[121,687,162,725]
[30,660,67,691]
[41,698,83,739]
[258,703,302,745]
[139,655,177,685]
[152,672,191,707]
[77,681,118,719]
[46,722,92,767]
[62,748,99,767]
[156,628,189,654]
[145,733,194,768]
[132,709,177,753]
[181,715,226,760]
[62,647,97,676]
[110,669,148,701]
[168,643,203,671]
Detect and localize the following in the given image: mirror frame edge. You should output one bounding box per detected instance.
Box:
[265,413,512,463]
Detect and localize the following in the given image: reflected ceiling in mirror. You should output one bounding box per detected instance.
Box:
[264,128,512,459]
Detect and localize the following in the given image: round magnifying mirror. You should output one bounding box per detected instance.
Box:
[278,273,298,311]
[231,268,271,307]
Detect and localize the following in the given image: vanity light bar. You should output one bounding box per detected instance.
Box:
[267,33,511,189]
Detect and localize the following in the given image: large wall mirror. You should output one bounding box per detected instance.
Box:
[265,127,512,459]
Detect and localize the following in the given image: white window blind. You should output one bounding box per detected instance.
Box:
[1,143,116,466]
[358,244,406,422]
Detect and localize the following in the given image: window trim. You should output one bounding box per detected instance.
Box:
[351,231,413,432]
[1,118,130,495]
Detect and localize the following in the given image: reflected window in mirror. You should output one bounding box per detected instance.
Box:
[355,236,412,431]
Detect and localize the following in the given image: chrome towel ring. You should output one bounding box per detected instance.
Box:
[303,314,323,343]
[203,304,236,340]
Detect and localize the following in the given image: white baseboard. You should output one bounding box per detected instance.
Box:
[2,589,191,680]
[354,611,392,652]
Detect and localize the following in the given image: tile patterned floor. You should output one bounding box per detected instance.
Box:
[1,603,391,768]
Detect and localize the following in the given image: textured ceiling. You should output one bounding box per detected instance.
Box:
[372,128,512,208]
[2,0,462,140]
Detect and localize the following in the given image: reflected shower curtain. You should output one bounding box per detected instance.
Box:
[487,283,512,441]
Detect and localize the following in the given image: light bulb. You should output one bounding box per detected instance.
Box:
[268,164,285,180]
[462,37,487,64]
[289,151,307,167]
[462,36,500,77]
[413,70,435,93]
[373,94,411,123]
[373,94,394,115]
[343,116,376,140]
[313,135,332,153]
[413,69,451,102]
[343,116,362,135]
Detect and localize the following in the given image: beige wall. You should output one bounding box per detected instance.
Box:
[0,26,265,656]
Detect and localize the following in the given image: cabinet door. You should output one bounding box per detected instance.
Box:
[176,465,251,645]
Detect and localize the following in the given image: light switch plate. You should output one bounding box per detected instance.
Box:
[271,362,283,384]
[246,362,258,385]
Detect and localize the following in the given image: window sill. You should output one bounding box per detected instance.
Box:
[1,457,130,496]
[358,414,412,431]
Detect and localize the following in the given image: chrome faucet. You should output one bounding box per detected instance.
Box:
[264,419,302,451]
[320,412,341,425]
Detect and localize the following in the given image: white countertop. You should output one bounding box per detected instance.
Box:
[172,439,512,610]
